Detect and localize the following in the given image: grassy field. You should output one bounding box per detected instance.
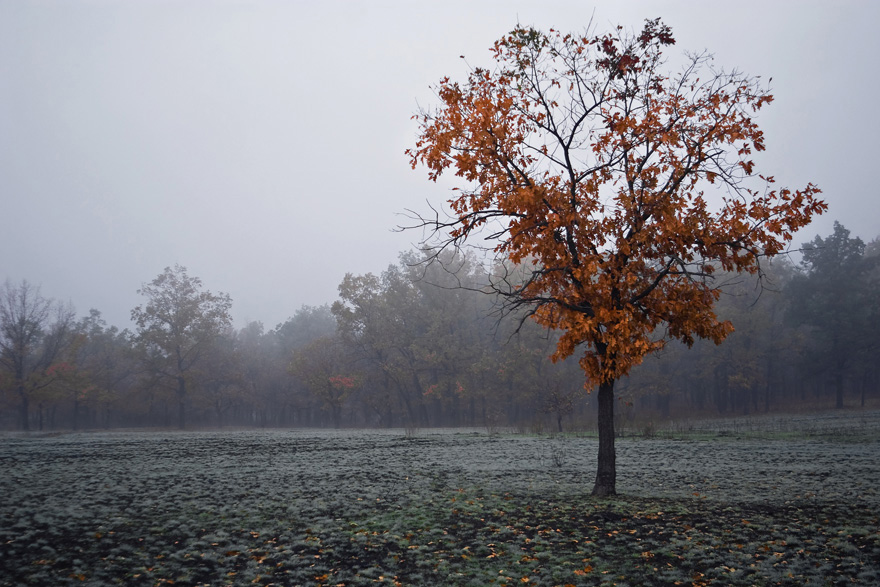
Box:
[1,411,878,586]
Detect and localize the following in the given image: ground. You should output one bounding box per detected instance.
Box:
[1,410,878,586]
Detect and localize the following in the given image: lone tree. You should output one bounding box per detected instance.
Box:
[132,265,232,429]
[408,19,825,496]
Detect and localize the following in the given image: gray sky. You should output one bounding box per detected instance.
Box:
[2,1,878,330]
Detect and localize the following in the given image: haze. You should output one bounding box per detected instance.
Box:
[2,0,877,328]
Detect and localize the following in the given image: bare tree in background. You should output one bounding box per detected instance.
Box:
[0,280,76,430]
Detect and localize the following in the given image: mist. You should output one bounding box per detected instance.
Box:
[2,1,878,329]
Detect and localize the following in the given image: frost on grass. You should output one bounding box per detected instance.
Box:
[0,415,878,586]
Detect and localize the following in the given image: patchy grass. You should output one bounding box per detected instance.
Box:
[1,412,878,586]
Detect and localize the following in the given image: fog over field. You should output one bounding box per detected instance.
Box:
[1,0,879,439]
[2,1,878,328]
[2,413,878,585]
[3,4,879,585]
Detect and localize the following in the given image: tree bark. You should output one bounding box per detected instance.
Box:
[834,371,844,409]
[331,398,342,429]
[177,376,187,429]
[592,379,616,497]
[18,387,29,431]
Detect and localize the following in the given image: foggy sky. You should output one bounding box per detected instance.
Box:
[2,1,878,330]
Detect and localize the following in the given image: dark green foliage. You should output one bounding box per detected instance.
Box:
[786,222,879,408]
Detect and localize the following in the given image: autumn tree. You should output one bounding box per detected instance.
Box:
[131,265,232,429]
[332,250,494,428]
[700,266,781,414]
[61,309,135,429]
[289,336,357,428]
[408,20,825,495]
[400,249,496,427]
[333,267,432,427]
[0,280,76,430]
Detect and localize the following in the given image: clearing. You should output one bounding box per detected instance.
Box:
[1,411,878,586]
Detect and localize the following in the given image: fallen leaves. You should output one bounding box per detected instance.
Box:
[573,565,594,575]
[2,429,878,586]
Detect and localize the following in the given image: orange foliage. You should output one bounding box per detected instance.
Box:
[408,19,824,386]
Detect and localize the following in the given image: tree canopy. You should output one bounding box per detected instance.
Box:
[0,280,76,430]
[131,265,232,429]
[408,19,826,495]
[787,222,877,408]
[3,226,877,434]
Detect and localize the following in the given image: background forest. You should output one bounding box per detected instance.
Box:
[1,222,877,432]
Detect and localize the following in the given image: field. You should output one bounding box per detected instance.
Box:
[1,411,878,586]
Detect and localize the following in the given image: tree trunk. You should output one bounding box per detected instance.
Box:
[332,405,341,429]
[19,387,29,431]
[659,394,670,418]
[834,372,844,409]
[592,379,616,497]
[177,376,187,429]
[397,383,416,426]
[714,365,728,414]
[832,341,846,409]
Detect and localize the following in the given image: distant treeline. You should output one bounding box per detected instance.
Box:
[1,222,877,432]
